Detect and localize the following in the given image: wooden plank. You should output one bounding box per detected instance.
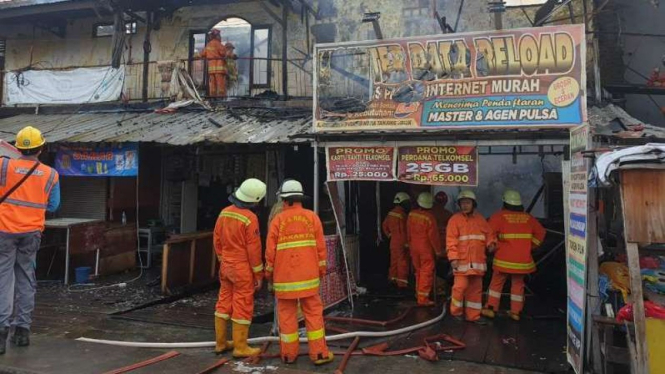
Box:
[620,169,665,243]
[161,243,170,294]
[193,237,214,284]
[482,317,519,368]
[625,242,650,374]
[189,239,197,284]
[166,231,212,244]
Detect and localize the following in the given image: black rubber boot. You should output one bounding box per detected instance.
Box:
[12,327,29,347]
[0,327,8,354]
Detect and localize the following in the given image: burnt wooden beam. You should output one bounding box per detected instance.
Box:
[281,0,289,99]
[259,0,284,26]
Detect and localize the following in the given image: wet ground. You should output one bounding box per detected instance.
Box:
[0,271,568,374]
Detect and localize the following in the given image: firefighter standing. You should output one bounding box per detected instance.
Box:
[446,190,496,324]
[213,178,266,357]
[382,192,411,289]
[199,29,227,98]
[0,126,59,354]
[265,180,334,366]
[482,189,546,321]
[407,192,442,306]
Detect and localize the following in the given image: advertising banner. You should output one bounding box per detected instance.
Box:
[4,66,125,105]
[55,143,139,177]
[397,146,477,186]
[566,124,589,374]
[315,24,586,132]
[326,146,396,181]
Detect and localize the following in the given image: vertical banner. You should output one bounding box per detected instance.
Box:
[326,146,396,181]
[55,143,139,177]
[566,124,589,374]
[397,146,478,186]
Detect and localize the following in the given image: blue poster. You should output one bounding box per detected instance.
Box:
[55,143,139,177]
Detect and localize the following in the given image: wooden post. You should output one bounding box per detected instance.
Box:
[161,243,170,294]
[281,0,288,100]
[142,12,153,102]
[189,239,197,284]
[586,186,603,373]
[624,242,649,374]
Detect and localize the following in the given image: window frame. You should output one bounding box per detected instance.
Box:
[93,21,138,38]
[250,25,272,89]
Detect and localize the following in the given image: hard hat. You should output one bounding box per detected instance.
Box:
[393,192,410,204]
[279,179,304,198]
[435,191,448,205]
[235,178,267,203]
[15,126,46,150]
[502,189,522,206]
[457,190,476,202]
[417,192,434,209]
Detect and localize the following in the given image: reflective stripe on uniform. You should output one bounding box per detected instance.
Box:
[458,235,486,241]
[465,301,482,310]
[232,318,251,325]
[410,213,431,221]
[451,298,463,307]
[221,211,251,226]
[45,170,56,193]
[214,312,230,320]
[417,291,429,296]
[276,240,317,251]
[470,262,487,271]
[510,294,524,302]
[493,259,536,270]
[499,233,532,240]
[281,332,299,343]
[307,328,325,341]
[488,289,502,299]
[0,159,8,186]
[318,260,327,267]
[265,265,274,272]
[4,198,47,209]
[395,278,408,284]
[273,277,320,293]
[388,212,404,219]
[455,265,469,272]
[252,264,264,273]
[532,237,542,246]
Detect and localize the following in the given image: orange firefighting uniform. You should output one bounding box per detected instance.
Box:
[265,202,330,363]
[200,38,227,97]
[432,203,453,254]
[407,208,441,304]
[446,212,496,321]
[214,205,264,326]
[382,206,409,288]
[485,209,546,314]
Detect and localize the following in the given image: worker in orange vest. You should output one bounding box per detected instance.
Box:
[482,189,546,321]
[407,192,442,306]
[199,29,227,98]
[213,178,266,357]
[266,180,334,366]
[382,192,411,289]
[447,190,496,324]
[0,126,59,354]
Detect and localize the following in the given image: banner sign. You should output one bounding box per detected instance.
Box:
[397,146,477,186]
[566,124,589,374]
[326,146,396,181]
[4,66,125,105]
[56,143,139,177]
[314,24,586,132]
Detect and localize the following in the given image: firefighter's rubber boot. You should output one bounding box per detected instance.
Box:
[232,322,261,358]
[12,327,29,347]
[0,327,8,354]
[508,312,521,321]
[481,308,496,319]
[313,352,334,365]
[214,316,233,354]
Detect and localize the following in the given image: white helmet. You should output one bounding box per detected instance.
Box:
[235,178,267,203]
[279,179,304,198]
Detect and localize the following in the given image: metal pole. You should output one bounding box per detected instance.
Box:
[64,227,70,285]
[281,0,289,100]
[142,12,153,103]
[313,142,319,214]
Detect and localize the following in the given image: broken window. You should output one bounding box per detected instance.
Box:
[252,27,271,87]
[94,21,138,37]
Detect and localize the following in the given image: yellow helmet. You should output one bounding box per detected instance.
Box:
[417,192,434,209]
[457,190,476,202]
[15,126,46,150]
[393,192,410,204]
[503,189,522,206]
[235,178,267,203]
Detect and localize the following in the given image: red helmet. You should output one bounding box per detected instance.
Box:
[435,191,448,205]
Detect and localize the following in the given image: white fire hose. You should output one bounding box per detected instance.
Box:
[76,302,447,348]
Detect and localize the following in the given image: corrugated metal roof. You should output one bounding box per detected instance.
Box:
[588,104,665,138]
[0,110,312,145]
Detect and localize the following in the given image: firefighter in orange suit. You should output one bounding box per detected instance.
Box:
[213,178,266,357]
[382,192,411,289]
[447,190,496,324]
[265,180,334,366]
[482,189,546,321]
[407,192,442,306]
[199,29,227,97]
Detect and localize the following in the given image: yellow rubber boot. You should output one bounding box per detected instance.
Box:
[232,322,261,358]
[508,312,521,321]
[314,352,334,365]
[214,316,233,354]
[481,308,496,319]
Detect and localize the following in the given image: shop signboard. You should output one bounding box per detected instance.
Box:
[314,24,586,132]
[566,124,589,374]
[397,146,478,186]
[326,146,396,181]
[55,143,139,177]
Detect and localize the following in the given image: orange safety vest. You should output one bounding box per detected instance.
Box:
[0,158,58,233]
[406,208,441,256]
[265,202,327,299]
[488,209,546,274]
[382,206,407,249]
[200,39,227,74]
[446,212,496,276]
[213,205,264,277]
